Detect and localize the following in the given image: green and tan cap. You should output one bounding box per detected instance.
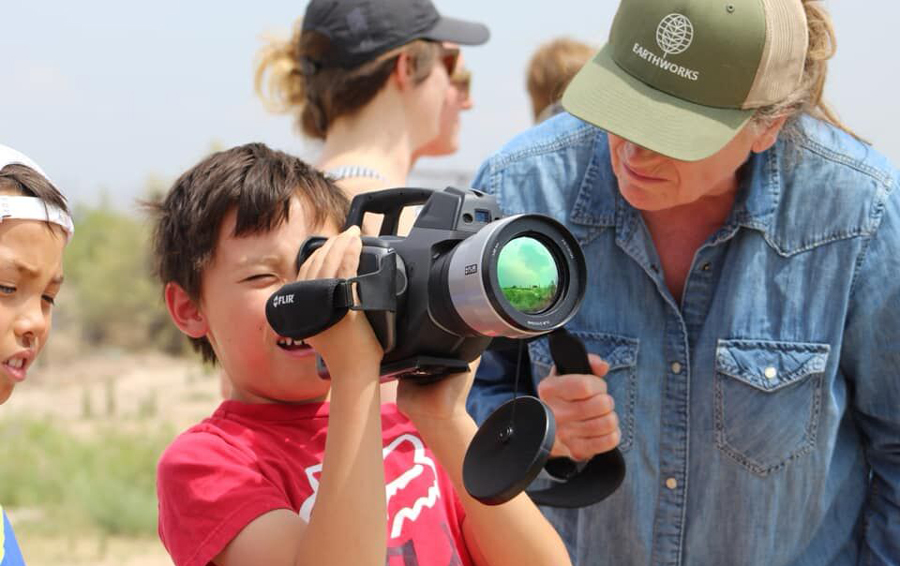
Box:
[563,0,808,161]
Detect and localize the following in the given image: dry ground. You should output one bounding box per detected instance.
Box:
[1,341,221,566]
[8,534,173,566]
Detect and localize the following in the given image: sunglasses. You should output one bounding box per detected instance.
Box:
[439,46,461,77]
[451,67,472,102]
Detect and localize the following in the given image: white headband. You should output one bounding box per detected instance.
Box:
[0,144,74,239]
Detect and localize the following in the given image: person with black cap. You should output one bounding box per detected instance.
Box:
[467,1,900,564]
[256,0,488,234]
[232,0,491,433]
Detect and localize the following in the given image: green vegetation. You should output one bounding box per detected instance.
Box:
[59,197,186,356]
[501,283,558,314]
[0,419,172,537]
[0,190,197,555]
[0,174,222,563]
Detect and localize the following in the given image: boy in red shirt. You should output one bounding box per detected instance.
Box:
[150,144,614,566]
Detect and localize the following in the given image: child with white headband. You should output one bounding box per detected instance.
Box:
[0,144,73,566]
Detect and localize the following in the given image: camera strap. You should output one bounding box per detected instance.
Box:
[265,255,397,341]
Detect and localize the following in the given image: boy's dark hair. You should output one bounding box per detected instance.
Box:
[0,164,71,218]
[147,143,350,364]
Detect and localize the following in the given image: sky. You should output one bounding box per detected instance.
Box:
[498,237,559,288]
[1,1,896,211]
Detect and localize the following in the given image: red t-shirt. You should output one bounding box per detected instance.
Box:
[157,400,473,566]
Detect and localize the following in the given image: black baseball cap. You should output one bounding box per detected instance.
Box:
[302,0,490,69]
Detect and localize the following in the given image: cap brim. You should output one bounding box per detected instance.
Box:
[562,44,754,162]
[423,16,490,46]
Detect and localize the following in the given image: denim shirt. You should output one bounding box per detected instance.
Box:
[466,113,900,566]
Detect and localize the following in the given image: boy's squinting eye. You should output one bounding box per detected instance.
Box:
[0,285,15,295]
[242,273,278,283]
[42,294,56,306]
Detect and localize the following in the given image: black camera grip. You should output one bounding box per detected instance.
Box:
[525,328,627,508]
[548,326,592,375]
[343,188,436,235]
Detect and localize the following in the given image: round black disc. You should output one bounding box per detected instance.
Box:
[463,396,555,505]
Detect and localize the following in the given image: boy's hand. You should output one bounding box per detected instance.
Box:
[396,358,481,430]
[538,354,620,461]
[299,226,382,371]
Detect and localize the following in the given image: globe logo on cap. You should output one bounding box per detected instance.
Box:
[656,13,694,58]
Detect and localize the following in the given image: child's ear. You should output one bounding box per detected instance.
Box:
[164,282,208,338]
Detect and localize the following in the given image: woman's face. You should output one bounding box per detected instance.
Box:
[406,44,457,150]
[607,120,783,212]
[414,48,472,158]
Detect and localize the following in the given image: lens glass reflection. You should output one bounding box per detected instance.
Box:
[497,237,559,314]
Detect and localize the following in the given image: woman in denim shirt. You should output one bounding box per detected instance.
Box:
[467,0,899,564]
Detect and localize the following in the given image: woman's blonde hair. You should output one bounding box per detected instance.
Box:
[255,20,441,140]
[754,1,860,140]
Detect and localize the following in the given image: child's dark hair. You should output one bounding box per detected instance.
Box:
[0,164,71,220]
[147,143,349,363]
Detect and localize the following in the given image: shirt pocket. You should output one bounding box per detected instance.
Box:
[529,331,639,453]
[714,339,829,476]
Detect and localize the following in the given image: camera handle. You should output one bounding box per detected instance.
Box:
[343,188,436,236]
[463,329,626,507]
[525,328,627,508]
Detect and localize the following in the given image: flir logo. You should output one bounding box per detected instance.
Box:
[465,264,478,276]
[272,294,295,308]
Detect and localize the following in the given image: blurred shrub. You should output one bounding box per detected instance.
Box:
[0,419,171,536]
[61,197,187,356]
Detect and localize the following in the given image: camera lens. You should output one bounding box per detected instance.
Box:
[497,237,560,314]
[435,214,586,339]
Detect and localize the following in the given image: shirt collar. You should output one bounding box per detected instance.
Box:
[727,148,780,236]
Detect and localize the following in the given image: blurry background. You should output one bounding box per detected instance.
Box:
[0,1,896,564]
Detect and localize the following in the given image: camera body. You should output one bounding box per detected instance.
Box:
[267,187,586,381]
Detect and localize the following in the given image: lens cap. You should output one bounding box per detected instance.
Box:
[463,396,555,505]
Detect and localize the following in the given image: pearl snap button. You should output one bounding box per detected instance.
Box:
[764,366,778,380]
[671,362,682,374]
[666,478,678,490]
